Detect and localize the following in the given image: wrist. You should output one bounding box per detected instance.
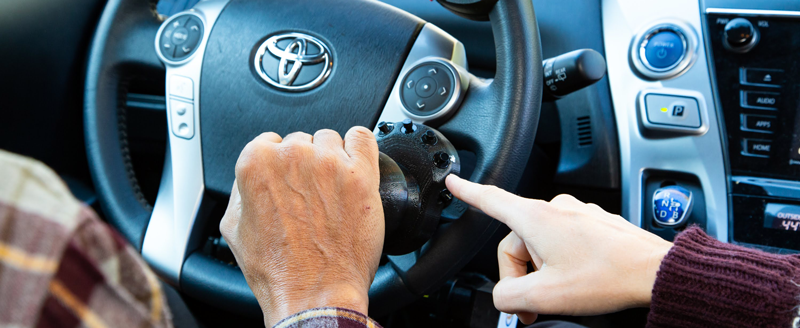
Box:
[262,284,369,327]
[633,239,672,307]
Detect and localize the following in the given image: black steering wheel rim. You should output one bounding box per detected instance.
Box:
[84,0,542,318]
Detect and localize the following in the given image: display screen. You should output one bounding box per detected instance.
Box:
[764,203,800,232]
[791,118,800,163]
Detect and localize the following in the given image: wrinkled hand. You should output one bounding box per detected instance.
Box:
[220,127,384,327]
[445,175,673,325]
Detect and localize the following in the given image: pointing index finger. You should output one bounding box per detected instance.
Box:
[445,174,542,234]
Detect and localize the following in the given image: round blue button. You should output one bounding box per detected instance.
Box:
[643,31,685,69]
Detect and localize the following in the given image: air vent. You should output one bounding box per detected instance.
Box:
[577,115,592,147]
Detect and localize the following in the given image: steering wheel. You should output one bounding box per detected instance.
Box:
[84,0,542,318]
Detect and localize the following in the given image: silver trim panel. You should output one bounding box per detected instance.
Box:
[602,0,729,241]
[373,23,468,129]
[143,0,230,285]
[706,8,800,18]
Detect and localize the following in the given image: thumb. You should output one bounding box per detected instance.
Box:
[493,266,564,316]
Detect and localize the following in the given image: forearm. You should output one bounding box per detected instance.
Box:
[648,227,800,328]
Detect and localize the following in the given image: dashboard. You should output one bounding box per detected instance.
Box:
[602,0,800,253]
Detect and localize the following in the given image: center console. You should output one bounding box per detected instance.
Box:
[704,3,800,253]
[603,0,799,254]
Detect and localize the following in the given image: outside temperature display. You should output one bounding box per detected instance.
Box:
[764,203,800,232]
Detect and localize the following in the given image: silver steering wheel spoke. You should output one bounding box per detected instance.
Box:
[142,0,229,285]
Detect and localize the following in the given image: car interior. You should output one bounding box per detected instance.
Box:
[2,0,799,327]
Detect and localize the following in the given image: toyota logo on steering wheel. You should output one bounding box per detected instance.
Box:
[254,32,333,92]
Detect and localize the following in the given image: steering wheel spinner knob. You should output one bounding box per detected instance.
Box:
[377,122,460,255]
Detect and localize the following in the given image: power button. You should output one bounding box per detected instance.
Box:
[631,22,697,80]
[643,31,685,69]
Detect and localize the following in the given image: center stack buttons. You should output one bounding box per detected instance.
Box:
[400,58,467,122]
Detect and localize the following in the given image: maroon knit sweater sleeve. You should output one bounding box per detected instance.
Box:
[647,226,800,328]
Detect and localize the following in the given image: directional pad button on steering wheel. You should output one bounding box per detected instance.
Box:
[400,58,465,123]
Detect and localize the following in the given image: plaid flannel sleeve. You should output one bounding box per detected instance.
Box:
[0,149,172,328]
[272,307,382,328]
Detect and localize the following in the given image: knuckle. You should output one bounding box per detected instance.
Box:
[235,142,265,178]
[315,128,340,138]
[348,126,374,140]
[254,131,280,143]
[551,193,577,204]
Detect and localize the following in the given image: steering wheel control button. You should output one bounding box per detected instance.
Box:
[399,58,466,122]
[172,27,190,44]
[631,22,697,80]
[741,90,780,110]
[415,77,437,98]
[723,18,759,53]
[742,138,772,158]
[644,94,701,128]
[652,185,693,227]
[169,75,194,100]
[156,13,204,64]
[741,68,783,88]
[643,31,684,69]
[741,114,776,134]
[169,99,195,139]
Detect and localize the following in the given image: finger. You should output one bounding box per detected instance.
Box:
[283,131,313,144]
[518,312,538,325]
[312,129,345,151]
[445,174,544,234]
[343,126,378,165]
[252,131,283,144]
[498,232,532,280]
[493,267,563,315]
[219,180,242,243]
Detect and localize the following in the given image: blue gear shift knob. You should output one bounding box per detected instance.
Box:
[653,185,693,227]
